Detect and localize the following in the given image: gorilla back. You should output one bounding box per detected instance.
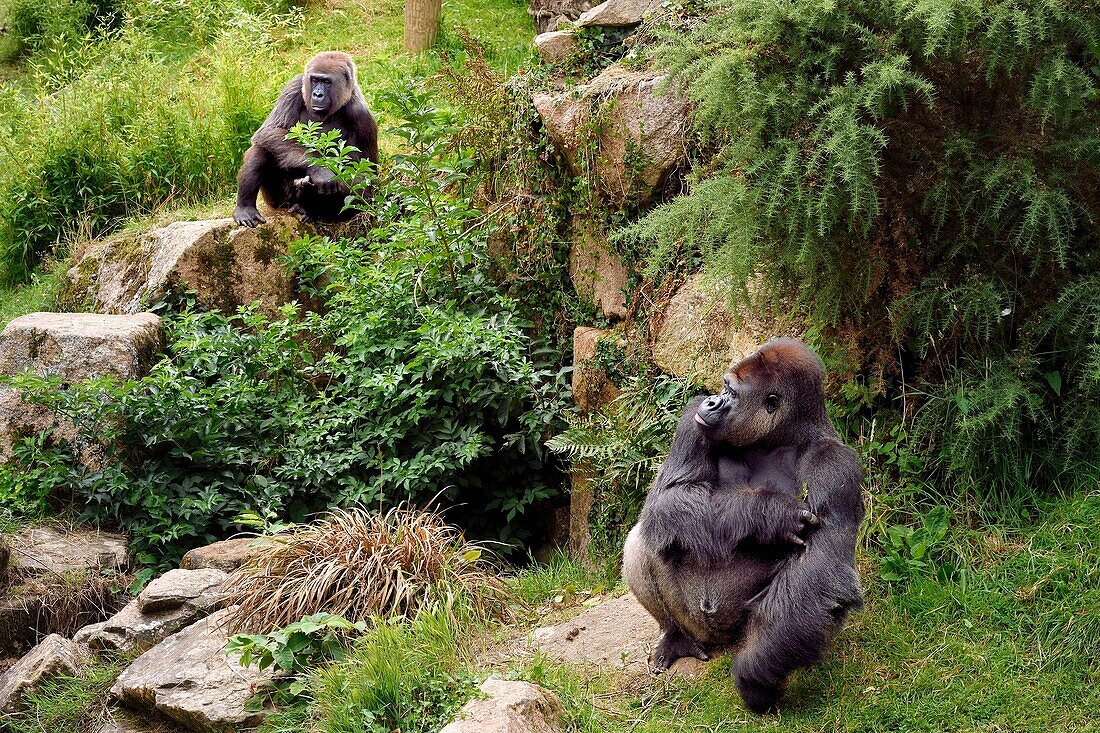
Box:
[624,338,864,713]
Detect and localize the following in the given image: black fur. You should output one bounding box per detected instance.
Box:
[623,338,864,713]
[233,51,379,227]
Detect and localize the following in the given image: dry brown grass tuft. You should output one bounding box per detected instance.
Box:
[221,506,513,632]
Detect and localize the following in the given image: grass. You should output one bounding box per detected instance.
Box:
[274,491,1100,733]
[7,493,1097,733]
[0,0,533,291]
[515,491,1100,733]
[222,507,513,633]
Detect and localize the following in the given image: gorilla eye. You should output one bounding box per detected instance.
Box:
[764,393,780,413]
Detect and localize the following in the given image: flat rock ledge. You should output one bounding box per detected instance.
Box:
[523,593,706,678]
[440,677,564,733]
[111,608,275,733]
[7,525,129,577]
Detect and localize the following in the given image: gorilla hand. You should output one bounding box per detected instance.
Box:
[760,496,820,547]
[233,205,266,228]
[308,167,341,195]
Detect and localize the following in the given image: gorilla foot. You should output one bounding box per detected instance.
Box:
[650,630,709,673]
[734,667,782,714]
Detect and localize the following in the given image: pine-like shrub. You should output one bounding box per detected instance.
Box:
[620,0,1099,498]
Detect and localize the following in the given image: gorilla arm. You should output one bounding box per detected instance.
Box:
[638,401,818,564]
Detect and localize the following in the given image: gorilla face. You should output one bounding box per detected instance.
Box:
[306,73,335,116]
[694,338,825,448]
[694,369,785,446]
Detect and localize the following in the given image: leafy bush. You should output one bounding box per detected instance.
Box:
[879,506,953,583]
[222,507,512,633]
[621,0,1100,500]
[227,613,368,704]
[3,85,569,562]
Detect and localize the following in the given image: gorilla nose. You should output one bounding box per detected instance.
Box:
[700,596,717,615]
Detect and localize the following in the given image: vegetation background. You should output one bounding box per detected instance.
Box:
[0,0,1097,731]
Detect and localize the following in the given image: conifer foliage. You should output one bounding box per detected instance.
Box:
[623,0,1099,495]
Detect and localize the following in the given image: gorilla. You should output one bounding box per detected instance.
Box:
[623,338,864,713]
[233,51,379,228]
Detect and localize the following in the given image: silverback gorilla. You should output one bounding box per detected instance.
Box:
[624,338,864,713]
[233,51,379,227]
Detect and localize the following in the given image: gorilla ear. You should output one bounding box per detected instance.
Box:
[764,393,780,413]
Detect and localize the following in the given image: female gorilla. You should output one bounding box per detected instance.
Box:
[233,51,379,227]
[623,338,864,713]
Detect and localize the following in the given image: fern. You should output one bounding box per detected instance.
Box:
[626,0,1099,498]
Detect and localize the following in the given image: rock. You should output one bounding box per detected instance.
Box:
[7,526,129,577]
[1,528,130,656]
[138,568,227,615]
[111,608,275,732]
[529,0,596,33]
[94,708,189,733]
[80,570,225,653]
[526,593,706,677]
[0,312,163,384]
[0,634,92,712]
[76,569,226,654]
[79,600,196,654]
[567,467,595,560]
[180,537,276,572]
[0,312,163,464]
[571,326,622,412]
[534,65,690,207]
[535,30,576,64]
[651,274,802,392]
[72,621,108,645]
[569,218,629,319]
[574,0,662,27]
[67,217,300,317]
[440,677,564,733]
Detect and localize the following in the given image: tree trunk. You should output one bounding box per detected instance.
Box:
[404,0,441,53]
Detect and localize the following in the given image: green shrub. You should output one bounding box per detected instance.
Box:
[620,0,1100,499]
[3,85,569,562]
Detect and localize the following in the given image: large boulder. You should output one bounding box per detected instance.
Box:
[574,0,662,27]
[111,608,276,732]
[440,677,564,733]
[0,634,92,712]
[569,217,629,320]
[528,0,596,33]
[67,217,301,317]
[179,537,277,573]
[0,312,163,384]
[76,568,226,653]
[534,30,576,65]
[651,274,802,392]
[138,568,226,615]
[534,65,690,207]
[0,312,163,464]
